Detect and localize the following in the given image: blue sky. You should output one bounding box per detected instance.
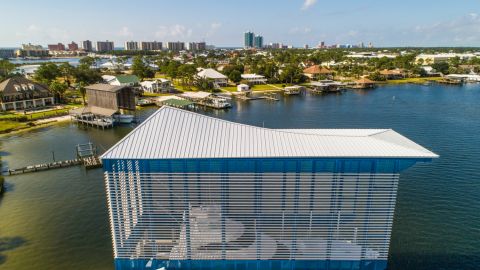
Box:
[1,0,480,47]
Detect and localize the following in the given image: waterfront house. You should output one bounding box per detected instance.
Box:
[101,106,437,270]
[196,68,228,88]
[140,79,173,93]
[379,69,405,80]
[303,65,334,80]
[0,76,54,111]
[354,77,376,89]
[241,73,267,84]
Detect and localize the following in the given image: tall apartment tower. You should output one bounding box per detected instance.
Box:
[124,41,139,51]
[254,35,264,49]
[96,41,115,52]
[82,40,93,52]
[101,106,438,270]
[140,41,163,51]
[244,31,255,48]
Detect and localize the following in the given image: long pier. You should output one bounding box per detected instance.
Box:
[3,157,102,176]
[3,143,103,176]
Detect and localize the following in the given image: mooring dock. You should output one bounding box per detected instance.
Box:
[2,143,103,176]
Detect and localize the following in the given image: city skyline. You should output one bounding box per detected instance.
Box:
[1,0,480,48]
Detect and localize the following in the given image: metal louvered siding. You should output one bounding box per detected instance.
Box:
[105,169,399,262]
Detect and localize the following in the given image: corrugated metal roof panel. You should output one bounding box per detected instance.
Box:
[101,106,439,160]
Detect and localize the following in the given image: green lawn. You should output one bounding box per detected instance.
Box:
[0,107,72,122]
[383,77,443,85]
[0,121,29,133]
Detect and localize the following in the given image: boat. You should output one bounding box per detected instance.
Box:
[113,114,134,124]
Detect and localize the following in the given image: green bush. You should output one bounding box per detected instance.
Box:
[16,115,28,122]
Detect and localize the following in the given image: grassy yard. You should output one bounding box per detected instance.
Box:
[384,77,443,85]
[0,121,29,133]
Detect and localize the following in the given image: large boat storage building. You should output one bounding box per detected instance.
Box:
[101,106,437,270]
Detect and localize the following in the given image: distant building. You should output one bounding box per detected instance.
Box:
[16,44,49,57]
[140,41,162,51]
[187,42,207,52]
[167,41,185,52]
[415,53,476,65]
[244,31,254,48]
[0,49,15,59]
[254,35,264,49]
[82,40,93,52]
[124,41,139,51]
[304,44,309,49]
[68,42,79,51]
[48,43,66,51]
[100,106,437,270]
[196,68,228,88]
[0,76,55,111]
[96,41,115,52]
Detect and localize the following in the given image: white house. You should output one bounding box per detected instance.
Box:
[196,68,228,88]
[140,79,173,93]
[241,74,267,84]
[237,84,250,93]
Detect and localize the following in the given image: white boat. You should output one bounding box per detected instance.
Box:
[114,114,134,124]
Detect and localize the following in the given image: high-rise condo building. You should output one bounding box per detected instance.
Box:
[140,41,163,51]
[96,41,115,52]
[254,35,264,49]
[101,106,438,270]
[244,31,255,48]
[124,41,139,51]
[48,43,66,51]
[68,42,79,51]
[167,42,185,52]
[82,40,93,52]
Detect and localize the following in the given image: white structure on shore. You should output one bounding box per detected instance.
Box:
[140,79,173,93]
[415,53,478,65]
[241,74,267,84]
[196,68,228,88]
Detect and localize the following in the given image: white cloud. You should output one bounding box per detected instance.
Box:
[302,0,317,10]
[289,27,312,34]
[155,24,193,40]
[15,24,70,41]
[206,22,222,37]
[118,26,133,38]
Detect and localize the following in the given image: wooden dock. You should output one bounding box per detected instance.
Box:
[4,156,102,175]
[2,143,103,176]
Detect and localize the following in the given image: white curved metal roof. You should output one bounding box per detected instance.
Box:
[101,106,438,160]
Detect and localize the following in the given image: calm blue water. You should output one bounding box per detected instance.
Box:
[0,84,479,270]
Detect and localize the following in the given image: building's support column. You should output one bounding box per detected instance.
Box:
[13,102,16,111]
[42,98,46,106]
[1,103,5,111]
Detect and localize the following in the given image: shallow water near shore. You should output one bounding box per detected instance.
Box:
[0,83,479,270]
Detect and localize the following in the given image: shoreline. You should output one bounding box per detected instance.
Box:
[0,115,72,137]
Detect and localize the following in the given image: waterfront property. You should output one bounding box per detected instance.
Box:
[241,73,268,84]
[101,106,437,270]
[140,79,173,93]
[309,80,344,93]
[86,84,136,111]
[237,83,250,93]
[0,76,55,111]
[303,65,334,80]
[353,78,376,89]
[196,68,228,88]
